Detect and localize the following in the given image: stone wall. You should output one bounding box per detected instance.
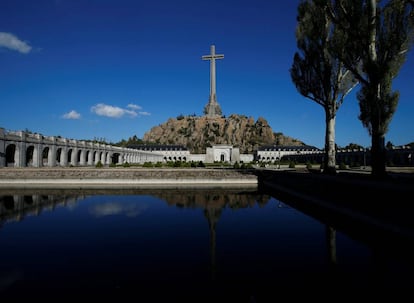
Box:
[0,167,258,189]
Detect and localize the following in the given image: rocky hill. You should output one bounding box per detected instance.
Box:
[143,114,304,154]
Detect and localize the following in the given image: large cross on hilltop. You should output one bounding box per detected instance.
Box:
[202,45,224,118]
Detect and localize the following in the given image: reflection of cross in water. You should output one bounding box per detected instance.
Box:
[204,207,222,280]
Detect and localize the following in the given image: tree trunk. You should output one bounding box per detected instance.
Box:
[367,0,388,179]
[324,111,337,175]
[371,132,387,178]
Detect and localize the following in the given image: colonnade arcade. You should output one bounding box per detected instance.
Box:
[0,128,163,168]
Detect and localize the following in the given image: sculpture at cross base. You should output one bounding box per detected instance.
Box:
[202,45,224,118]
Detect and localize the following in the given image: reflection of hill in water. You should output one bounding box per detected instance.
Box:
[154,190,271,210]
[0,188,271,227]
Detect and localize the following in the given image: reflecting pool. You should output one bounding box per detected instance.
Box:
[0,188,413,302]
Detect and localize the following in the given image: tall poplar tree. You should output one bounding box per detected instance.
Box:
[329,0,414,178]
[290,0,357,174]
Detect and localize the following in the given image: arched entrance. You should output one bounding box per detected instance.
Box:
[56,148,62,166]
[26,146,34,167]
[6,144,16,167]
[42,147,49,166]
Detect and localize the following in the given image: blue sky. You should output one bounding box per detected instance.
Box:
[1,0,413,149]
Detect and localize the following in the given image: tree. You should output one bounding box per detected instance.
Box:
[328,0,414,178]
[290,0,358,174]
[344,142,364,150]
[386,141,394,149]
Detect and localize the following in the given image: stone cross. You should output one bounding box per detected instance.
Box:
[202,45,224,117]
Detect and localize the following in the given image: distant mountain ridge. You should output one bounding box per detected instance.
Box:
[143,114,305,154]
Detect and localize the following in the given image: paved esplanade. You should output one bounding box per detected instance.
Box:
[202,45,224,117]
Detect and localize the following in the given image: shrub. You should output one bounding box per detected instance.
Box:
[197,161,205,167]
[96,161,103,168]
[143,162,153,168]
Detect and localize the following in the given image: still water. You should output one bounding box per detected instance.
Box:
[0,188,413,302]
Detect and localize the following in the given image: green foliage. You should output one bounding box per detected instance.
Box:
[197,161,205,168]
[95,161,103,168]
[240,163,253,169]
[290,0,357,174]
[173,161,182,167]
[143,162,153,167]
[289,161,296,168]
[329,0,414,177]
[344,143,364,150]
[115,134,145,147]
[123,162,130,168]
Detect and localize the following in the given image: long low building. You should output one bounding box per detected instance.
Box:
[0,128,164,167]
[1,127,412,168]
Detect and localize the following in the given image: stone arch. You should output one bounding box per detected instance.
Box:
[105,152,110,164]
[86,150,93,165]
[67,149,73,166]
[112,153,121,164]
[220,153,225,162]
[95,151,103,164]
[77,150,82,165]
[5,144,17,167]
[93,151,98,164]
[42,146,49,166]
[26,145,34,167]
[56,148,62,166]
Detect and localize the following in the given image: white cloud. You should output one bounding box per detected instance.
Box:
[62,110,81,119]
[138,111,151,116]
[89,202,148,218]
[125,109,138,117]
[127,103,142,110]
[0,32,32,54]
[91,103,150,118]
[91,103,127,118]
